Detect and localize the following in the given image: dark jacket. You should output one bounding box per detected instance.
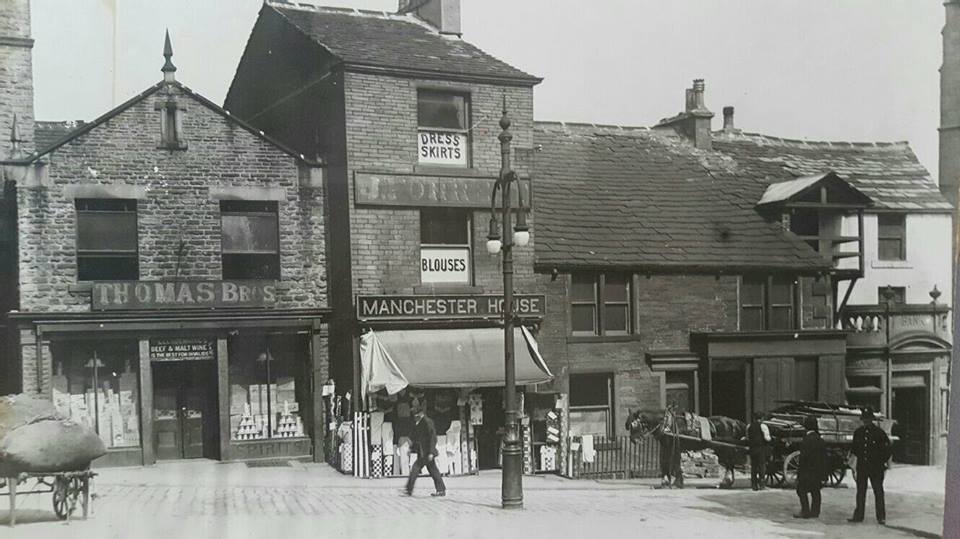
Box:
[412,415,439,457]
[851,423,891,472]
[797,430,827,488]
[746,421,768,450]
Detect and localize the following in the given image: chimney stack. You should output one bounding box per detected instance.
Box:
[655,79,715,150]
[722,106,735,132]
[0,0,35,158]
[399,0,461,35]
[941,0,960,207]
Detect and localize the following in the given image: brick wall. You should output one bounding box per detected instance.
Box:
[15,84,327,313]
[0,0,35,157]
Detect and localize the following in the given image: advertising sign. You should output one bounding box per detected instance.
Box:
[421,247,470,284]
[418,131,467,166]
[149,339,215,361]
[354,172,531,208]
[92,280,277,311]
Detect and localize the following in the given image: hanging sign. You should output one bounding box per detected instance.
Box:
[418,131,467,166]
[420,247,470,284]
[149,339,215,361]
[357,294,546,320]
[91,280,278,311]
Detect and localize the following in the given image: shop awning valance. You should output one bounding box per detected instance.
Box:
[360,327,552,396]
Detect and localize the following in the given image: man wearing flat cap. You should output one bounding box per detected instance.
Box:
[849,408,891,524]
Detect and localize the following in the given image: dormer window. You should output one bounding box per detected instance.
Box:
[157,99,187,150]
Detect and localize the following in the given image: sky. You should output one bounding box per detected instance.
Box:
[31,0,945,179]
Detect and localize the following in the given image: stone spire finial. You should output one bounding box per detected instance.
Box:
[162,29,177,82]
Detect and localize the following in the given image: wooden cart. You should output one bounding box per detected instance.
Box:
[1,469,96,527]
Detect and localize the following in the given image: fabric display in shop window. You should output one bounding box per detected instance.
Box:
[581,434,595,463]
[541,445,557,471]
[435,435,447,475]
[369,412,385,446]
[468,394,483,425]
[371,445,383,478]
[446,421,462,475]
[397,437,411,476]
[523,424,534,475]
[353,412,370,478]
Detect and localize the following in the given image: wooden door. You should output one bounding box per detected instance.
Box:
[154,387,182,460]
[182,385,205,459]
[753,357,795,414]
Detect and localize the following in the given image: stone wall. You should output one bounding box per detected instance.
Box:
[0,0,35,158]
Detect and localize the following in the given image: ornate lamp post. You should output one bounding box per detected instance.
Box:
[485,97,529,510]
[881,285,896,416]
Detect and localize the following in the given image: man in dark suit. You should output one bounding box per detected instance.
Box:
[795,415,827,519]
[744,412,772,491]
[403,407,446,497]
[849,409,891,524]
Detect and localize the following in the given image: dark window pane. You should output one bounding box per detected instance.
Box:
[570,274,596,302]
[741,277,764,305]
[770,278,794,304]
[789,209,820,237]
[569,373,611,407]
[741,307,764,331]
[418,92,467,130]
[603,274,629,303]
[603,304,628,333]
[420,209,469,244]
[77,255,139,281]
[878,287,906,304]
[222,254,279,280]
[222,214,278,253]
[666,387,692,412]
[770,306,793,330]
[77,212,138,252]
[877,214,905,237]
[878,239,903,261]
[571,305,596,333]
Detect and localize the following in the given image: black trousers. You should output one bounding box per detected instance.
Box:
[853,467,885,521]
[797,482,822,517]
[750,448,767,489]
[405,456,446,494]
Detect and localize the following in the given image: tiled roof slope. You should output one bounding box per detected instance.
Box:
[267,3,539,83]
[532,123,831,272]
[712,131,951,212]
[34,120,86,153]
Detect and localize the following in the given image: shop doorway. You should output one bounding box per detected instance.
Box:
[711,360,747,420]
[892,383,929,465]
[153,361,218,460]
[475,388,505,470]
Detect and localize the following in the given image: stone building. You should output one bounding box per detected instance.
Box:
[0,20,331,465]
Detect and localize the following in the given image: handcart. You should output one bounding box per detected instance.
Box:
[1,469,96,527]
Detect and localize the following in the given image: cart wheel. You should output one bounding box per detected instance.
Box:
[52,477,69,520]
[824,467,846,487]
[765,467,785,488]
[783,450,801,487]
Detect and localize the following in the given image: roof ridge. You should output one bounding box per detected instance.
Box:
[713,129,911,150]
[268,1,420,23]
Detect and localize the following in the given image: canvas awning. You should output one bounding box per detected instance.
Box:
[360,327,552,395]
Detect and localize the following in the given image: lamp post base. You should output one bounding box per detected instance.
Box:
[501,436,524,509]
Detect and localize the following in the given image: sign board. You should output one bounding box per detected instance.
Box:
[418,131,467,166]
[92,280,278,311]
[149,339,215,361]
[357,294,546,321]
[421,247,470,284]
[354,172,531,208]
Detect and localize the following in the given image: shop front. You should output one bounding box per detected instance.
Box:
[13,280,329,467]
[328,294,565,478]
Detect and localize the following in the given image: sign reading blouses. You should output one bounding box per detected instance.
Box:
[354,172,531,208]
[357,295,546,321]
[420,247,470,284]
[150,339,215,361]
[92,280,277,311]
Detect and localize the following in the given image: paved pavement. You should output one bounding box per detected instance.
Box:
[0,461,945,539]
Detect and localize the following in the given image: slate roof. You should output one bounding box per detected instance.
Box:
[532,122,831,272]
[712,131,951,212]
[266,2,540,84]
[34,120,86,153]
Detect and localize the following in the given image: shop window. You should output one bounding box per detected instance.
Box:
[228,334,309,441]
[878,286,906,305]
[50,341,141,449]
[221,201,280,280]
[569,373,613,437]
[75,199,139,281]
[417,90,469,167]
[846,375,883,413]
[740,275,796,331]
[570,273,632,336]
[665,370,695,412]
[877,213,906,261]
[419,208,471,284]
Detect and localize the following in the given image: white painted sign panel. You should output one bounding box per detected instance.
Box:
[418,131,467,166]
[420,247,470,284]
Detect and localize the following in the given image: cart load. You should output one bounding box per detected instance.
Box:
[0,394,106,476]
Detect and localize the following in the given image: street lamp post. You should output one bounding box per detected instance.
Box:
[486,97,529,510]
[881,285,895,417]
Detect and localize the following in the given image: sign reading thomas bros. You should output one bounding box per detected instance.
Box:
[92,280,278,311]
[358,295,546,320]
[354,172,531,208]
[149,339,215,361]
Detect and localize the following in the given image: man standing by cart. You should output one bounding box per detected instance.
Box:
[403,406,447,497]
[795,415,827,519]
[745,412,772,491]
[848,409,891,525]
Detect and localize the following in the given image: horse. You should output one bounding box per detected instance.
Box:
[625,407,748,488]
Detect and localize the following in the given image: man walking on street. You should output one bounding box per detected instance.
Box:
[849,409,891,524]
[404,406,446,497]
[795,415,827,519]
[745,412,772,491]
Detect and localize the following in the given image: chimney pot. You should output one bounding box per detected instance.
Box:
[692,79,706,110]
[723,106,735,131]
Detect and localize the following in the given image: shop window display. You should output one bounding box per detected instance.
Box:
[228,335,308,441]
[50,341,141,449]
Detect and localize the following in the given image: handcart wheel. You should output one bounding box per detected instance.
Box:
[823,467,846,487]
[52,477,69,520]
[782,450,801,487]
[765,468,785,488]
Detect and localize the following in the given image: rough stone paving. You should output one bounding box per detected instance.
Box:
[0,462,944,538]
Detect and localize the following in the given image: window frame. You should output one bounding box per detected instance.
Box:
[220,200,281,280]
[569,273,632,337]
[75,198,139,282]
[416,89,471,168]
[418,208,473,285]
[877,213,906,261]
[739,275,798,331]
[568,372,614,437]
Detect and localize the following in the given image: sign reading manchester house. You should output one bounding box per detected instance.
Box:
[92,280,278,311]
[358,295,546,320]
[149,339,215,361]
